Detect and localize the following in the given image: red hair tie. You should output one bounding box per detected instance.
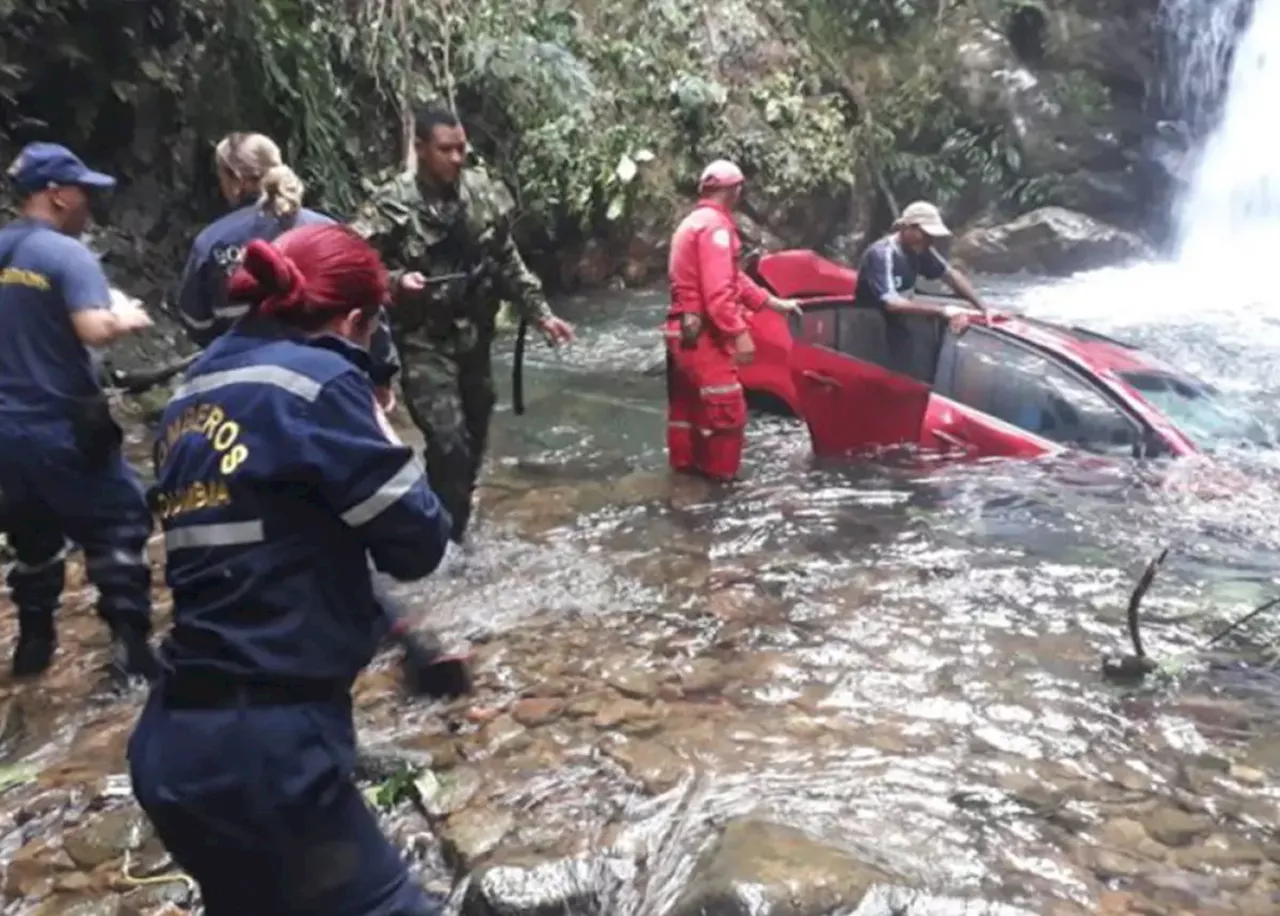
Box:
[231,239,307,316]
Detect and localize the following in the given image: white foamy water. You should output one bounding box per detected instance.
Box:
[1011,0,1280,342]
[1175,0,1280,266]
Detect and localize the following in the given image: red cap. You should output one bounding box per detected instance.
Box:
[698,159,745,192]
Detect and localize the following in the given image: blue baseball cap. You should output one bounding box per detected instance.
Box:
[6,142,116,193]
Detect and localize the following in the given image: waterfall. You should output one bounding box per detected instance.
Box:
[1000,0,1278,329]
[1170,0,1280,265]
[1156,0,1253,138]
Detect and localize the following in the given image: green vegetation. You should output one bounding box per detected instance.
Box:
[0,0,1103,259]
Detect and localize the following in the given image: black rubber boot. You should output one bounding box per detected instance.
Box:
[107,621,160,682]
[390,625,473,699]
[11,615,56,678]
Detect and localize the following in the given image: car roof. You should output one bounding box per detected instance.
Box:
[983,314,1183,379]
[751,249,1189,382]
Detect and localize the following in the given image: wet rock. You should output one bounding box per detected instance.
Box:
[1190,753,1231,774]
[592,699,654,731]
[512,698,565,728]
[355,744,436,782]
[1095,891,1149,915]
[54,872,93,893]
[707,586,763,623]
[1097,817,1162,856]
[605,669,661,701]
[670,818,892,916]
[479,716,533,755]
[850,884,1037,915]
[1229,764,1266,787]
[62,808,153,870]
[566,696,604,719]
[0,696,27,751]
[1079,844,1150,880]
[441,806,516,872]
[867,730,911,755]
[31,895,134,916]
[5,837,74,898]
[420,766,484,818]
[120,880,194,912]
[461,854,637,916]
[993,771,1070,821]
[951,208,1153,276]
[1173,835,1263,871]
[1170,786,1215,815]
[17,787,73,825]
[679,658,729,696]
[601,738,688,794]
[401,733,462,771]
[1141,806,1212,848]
[1107,764,1154,794]
[522,679,573,700]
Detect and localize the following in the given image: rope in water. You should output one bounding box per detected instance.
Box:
[120,848,197,892]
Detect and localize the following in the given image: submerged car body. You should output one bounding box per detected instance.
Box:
[739,249,1270,461]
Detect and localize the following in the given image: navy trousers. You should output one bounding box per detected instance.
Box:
[128,689,443,916]
[0,417,152,632]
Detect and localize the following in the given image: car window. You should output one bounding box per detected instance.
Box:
[1121,371,1275,449]
[942,331,1143,454]
[791,302,932,379]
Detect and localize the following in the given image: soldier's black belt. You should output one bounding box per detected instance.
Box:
[159,671,350,709]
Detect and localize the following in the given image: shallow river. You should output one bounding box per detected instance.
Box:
[2,267,1280,916]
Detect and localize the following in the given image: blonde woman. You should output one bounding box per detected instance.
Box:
[174,132,399,401]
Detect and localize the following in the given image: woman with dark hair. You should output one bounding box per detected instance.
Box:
[129,223,451,915]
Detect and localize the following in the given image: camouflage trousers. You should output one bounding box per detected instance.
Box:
[401,344,495,544]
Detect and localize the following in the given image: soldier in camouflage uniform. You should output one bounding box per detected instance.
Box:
[353,106,575,544]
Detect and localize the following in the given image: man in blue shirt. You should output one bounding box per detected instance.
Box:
[854,201,989,323]
[0,143,159,679]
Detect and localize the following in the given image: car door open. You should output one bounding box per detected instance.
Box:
[789,302,934,456]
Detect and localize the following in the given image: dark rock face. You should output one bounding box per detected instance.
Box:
[946,0,1166,232]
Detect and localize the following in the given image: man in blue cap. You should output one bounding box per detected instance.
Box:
[0,142,160,679]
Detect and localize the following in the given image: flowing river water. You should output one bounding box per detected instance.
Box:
[4,3,1280,916]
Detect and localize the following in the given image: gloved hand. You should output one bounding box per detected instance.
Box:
[390,623,474,699]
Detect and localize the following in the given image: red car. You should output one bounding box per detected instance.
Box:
[739,250,1271,461]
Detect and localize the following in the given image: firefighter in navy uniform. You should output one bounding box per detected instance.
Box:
[0,142,160,680]
[128,224,452,916]
[171,131,446,677]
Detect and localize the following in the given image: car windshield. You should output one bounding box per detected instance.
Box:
[1120,371,1275,449]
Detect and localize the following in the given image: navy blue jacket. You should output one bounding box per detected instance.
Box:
[175,202,401,386]
[853,234,949,311]
[151,318,450,684]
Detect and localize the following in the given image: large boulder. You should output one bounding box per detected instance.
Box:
[950,206,1153,276]
[668,818,892,916]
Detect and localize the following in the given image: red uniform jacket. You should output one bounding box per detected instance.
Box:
[668,200,771,341]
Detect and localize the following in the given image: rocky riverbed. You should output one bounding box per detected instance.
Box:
[4,442,1280,916]
[5,273,1280,916]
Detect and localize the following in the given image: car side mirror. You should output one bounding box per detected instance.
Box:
[1135,430,1171,460]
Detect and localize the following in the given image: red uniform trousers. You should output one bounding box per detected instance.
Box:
[664,318,746,480]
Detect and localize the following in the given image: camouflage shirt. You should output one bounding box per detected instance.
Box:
[352,166,553,355]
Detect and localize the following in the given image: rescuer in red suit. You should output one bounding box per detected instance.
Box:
[664,160,799,480]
